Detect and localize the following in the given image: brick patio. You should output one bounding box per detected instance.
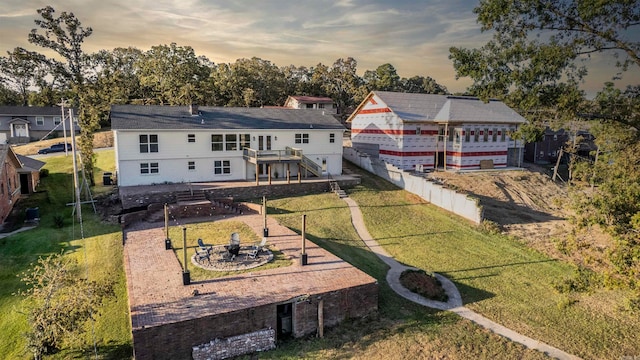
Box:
[123,213,378,359]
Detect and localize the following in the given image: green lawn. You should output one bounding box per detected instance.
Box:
[0,151,130,359]
[2,150,638,359]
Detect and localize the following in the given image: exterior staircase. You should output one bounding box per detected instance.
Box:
[330,178,347,198]
[175,189,208,204]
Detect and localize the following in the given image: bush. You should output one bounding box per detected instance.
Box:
[39,168,49,178]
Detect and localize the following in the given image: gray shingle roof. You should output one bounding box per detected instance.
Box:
[0,106,75,116]
[374,91,527,124]
[16,154,45,172]
[110,105,345,131]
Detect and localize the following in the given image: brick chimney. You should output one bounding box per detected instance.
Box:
[189,104,199,115]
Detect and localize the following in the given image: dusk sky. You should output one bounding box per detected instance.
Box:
[1,0,637,96]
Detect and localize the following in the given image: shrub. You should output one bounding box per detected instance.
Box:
[39,168,49,178]
[52,215,64,228]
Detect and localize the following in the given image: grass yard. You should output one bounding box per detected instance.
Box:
[346,165,640,359]
[0,151,130,359]
[2,147,639,359]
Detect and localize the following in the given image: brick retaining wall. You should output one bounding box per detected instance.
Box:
[119,179,360,211]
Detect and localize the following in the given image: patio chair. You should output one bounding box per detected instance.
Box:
[197,238,213,253]
[246,237,268,260]
[195,248,211,264]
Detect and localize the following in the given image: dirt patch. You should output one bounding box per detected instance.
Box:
[427,164,613,269]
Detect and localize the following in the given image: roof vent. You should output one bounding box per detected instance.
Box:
[201,118,205,125]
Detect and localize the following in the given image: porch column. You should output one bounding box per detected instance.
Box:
[287,163,291,184]
[268,164,272,185]
[255,163,259,185]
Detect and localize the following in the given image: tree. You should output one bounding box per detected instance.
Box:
[449,0,640,290]
[400,75,448,94]
[28,6,97,183]
[363,63,401,91]
[0,47,48,105]
[16,253,113,359]
[28,6,93,87]
[136,43,211,106]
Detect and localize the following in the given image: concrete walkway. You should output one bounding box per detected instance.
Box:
[342,196,582,360]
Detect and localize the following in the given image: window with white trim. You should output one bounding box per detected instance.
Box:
[295,133,309,144]
[240,134,250,149]
[225,134,238,151]
[214,160,230,174]
[139,134,159,153]
[501,128,507,142]
[492,128,498,142]
[140,162,159,174]
[465,128,471,142]
[211,134,223,151]
[188,161,195,170]
[483,128,489,142]
[36,116,44,126]
[53,116,61,126]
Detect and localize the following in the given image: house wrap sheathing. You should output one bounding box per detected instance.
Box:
[348,91,527,171]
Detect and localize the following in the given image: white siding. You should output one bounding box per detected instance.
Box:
[114,128,343,186]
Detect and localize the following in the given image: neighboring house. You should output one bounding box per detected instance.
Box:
[0,106,79,144]
[110,105,345,187]
[0,145,24,223]
[348,91,527,171]
[283,96,338,114]
[524,127,596,164]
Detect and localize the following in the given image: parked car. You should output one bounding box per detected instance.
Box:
[38,142,72,154]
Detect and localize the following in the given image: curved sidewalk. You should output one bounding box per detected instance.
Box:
[341,196,582,360]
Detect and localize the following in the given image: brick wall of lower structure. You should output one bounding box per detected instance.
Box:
[192,328,276,360]
[132,303,277,360]
[132,281,377,360]
[293,283,379,337]
[120,179,361,211]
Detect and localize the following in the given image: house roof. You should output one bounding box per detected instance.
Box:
[289,96,334,103]
[110,105,345,131]
[0,106,75,117]
[348,91,527,125]
[16,154,45,172]
[0,145,23,177]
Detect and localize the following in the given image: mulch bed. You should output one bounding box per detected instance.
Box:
[400,269,449,302]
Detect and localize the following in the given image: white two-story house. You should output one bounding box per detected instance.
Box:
[110,105,345,187]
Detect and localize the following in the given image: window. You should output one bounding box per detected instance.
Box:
[188,134,195,143]
[225,134,238,151]
[474,128,479,142]
[318,103,325,109]
[416,127,421,135]
[501,128,506,142]
[140,162,159,174]
[295,133,309,144]
[483,128,489,142]
[214,160,230,174]
[188,161,195,170]
[53,117,61,126]
[454,129,461,145]
[240,134,250,149]
[329,133,335,143]
[306,103,314,109]
[211,134,223,151]
[492,128,498,142]
[139,134,159,153]
[465,128,471,142]
[448,128,454,142]
[36,116,44,126]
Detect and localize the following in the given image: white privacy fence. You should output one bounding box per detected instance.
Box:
[343,147,483,224]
